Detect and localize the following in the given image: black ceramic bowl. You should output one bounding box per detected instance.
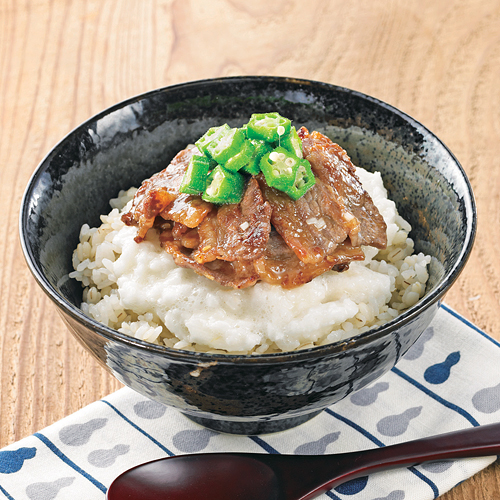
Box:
[20,77,476,435]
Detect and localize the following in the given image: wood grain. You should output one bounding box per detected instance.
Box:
[1,0,499,498]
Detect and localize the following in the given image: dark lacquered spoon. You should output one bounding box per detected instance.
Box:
[107,422,500,500]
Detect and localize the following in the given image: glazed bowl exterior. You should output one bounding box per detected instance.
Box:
[20,77,476,434]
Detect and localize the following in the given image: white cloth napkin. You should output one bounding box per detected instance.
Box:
[1,304,499,500]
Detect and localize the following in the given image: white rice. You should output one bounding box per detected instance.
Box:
[69,168,431,354]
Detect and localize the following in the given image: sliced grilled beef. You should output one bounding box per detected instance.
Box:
[254,230,365,288]
[124,130,388,289]
[257,174,349,265]
[299,127,387,249]
[192,177,272,263]
[122,148,211,241]
[158,224,260,289]
[160,193,212,229]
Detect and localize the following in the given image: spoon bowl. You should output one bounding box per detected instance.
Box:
[108,454,280,500]
[107,422,500,500]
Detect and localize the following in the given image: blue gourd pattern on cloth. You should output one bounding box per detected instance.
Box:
[1,304,500,500]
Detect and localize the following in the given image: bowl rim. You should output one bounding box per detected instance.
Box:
[19,75,477,364]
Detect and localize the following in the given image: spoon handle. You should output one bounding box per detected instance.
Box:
[278,421,500,500]
[349,420,500,470]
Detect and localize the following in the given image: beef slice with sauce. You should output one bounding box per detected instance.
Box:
[122,147,212,241]
[192,177,272,263]
[299,127,387,249]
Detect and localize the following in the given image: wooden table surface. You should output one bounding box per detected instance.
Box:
[1,0,499,498]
